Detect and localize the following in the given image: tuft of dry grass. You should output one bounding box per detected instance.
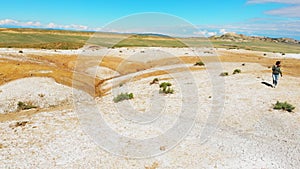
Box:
[145,162,159,169]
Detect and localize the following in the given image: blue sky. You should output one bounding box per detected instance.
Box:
[1,0,300,39]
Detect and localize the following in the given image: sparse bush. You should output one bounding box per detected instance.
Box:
[113,93,134,103]
[263,53,267,56]
[38,93,45,97]
[17,101,37,110]
[242,63,245,66]
[19,50,23,53]
[194,61,205,66]
[15,121,28,127]
[220,72,229,76]
[159,82,171,89]
[233,69,241,74]
[273,101,295,112]
[159,82,174,94]
[150,78,159,85]
[281,53,285,56]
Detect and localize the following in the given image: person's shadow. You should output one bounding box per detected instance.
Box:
[261,81,273,88]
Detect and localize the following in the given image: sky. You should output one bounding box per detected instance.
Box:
[1,0,300,39]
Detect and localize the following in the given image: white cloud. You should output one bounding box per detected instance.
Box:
[45,22,89,30]
[266,5,300,17]
[193,30,207,36]
[0,19,18,25]
[1,18,299,39]
[24,21,41,27]
[0,19,42,27]
[0,19,96,31]
[207,32,217,36]
[193,30,217,37]
[46,22,56,28]
[247,0,300,17]
[194,29,235,37]
[219,29,227,35]
[68,24,88,30]
[244,1,300,39]
[247,0,300,4]
[198,18,300,39]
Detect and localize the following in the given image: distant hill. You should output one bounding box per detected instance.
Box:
[210,32,300,45]
[0,28,300,53]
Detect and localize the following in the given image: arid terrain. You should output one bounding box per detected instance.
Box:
[0,43,300,168]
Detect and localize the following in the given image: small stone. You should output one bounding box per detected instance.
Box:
[160,146,166,151]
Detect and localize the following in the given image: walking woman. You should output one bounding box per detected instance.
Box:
[272,61,282,88]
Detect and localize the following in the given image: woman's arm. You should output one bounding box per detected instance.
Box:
[280,68,282,77]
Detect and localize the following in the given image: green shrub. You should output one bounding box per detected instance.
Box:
[273,101,295,112]
[159,82,174,94]
[220,72,229,76]
[17,101,37,110]
[233,69,241,74]
[113,93,134,103]
[194,61,205,66]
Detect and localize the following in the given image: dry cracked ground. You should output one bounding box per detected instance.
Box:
[0,47,299,168]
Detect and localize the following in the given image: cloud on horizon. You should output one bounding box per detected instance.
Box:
[1,18,300,40]
[247,0,300,4]
[243,0,300,39]
[197,16,300,40]
[0,19,42,27]
[0,19,97,31]
[247,0,300,18]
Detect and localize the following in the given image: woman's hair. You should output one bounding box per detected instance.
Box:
[275,61,281,65]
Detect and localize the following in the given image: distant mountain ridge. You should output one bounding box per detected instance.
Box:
[210,32,300,45]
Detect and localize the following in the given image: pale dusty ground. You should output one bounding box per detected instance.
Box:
[0,48,300,168]
[0,77,73,114]
[1,47,300,59]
